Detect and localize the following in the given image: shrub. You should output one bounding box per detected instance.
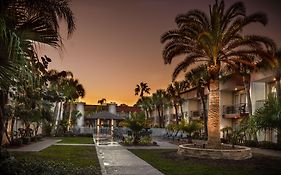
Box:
[10,138,23,147]
[243,140,259,147]
[123,137,133,145]
[0,148,24,174]
[30,136,37,142]
[259,141,281,150]
[139,136,152,145]
[22,137,31,144]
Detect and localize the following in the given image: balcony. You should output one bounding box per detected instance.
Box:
[222,103,249,119]
[190,110,207,120]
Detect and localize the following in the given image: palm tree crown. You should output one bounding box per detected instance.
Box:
[161,0,276,146]
[135,82,151,98]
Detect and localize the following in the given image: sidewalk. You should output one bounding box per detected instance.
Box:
[96,144,164,175]
[7,138,60,152]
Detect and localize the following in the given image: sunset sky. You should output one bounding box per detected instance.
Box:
[41,0,281,106]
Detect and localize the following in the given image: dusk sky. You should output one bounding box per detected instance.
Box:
[41,0,281,106]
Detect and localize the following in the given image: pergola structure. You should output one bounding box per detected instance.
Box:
[85,111,124,135]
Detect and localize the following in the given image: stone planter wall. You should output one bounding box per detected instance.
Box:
[177,144,252,160]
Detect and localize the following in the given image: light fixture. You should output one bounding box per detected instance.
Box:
[235,88,238,91]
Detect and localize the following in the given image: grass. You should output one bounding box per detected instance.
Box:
[58,136,94,144]
[129,149,281,175]
[11,145,101,174]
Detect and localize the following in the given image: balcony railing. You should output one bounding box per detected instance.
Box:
[223,103,249,115]
[190,110,207,119]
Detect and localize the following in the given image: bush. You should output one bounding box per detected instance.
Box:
[42,123,53,137]
[139,136,152,145]
[64,131,75,137]
[0,148,24,174]
[22,137,30,144]
[30,136,37,142]
[123,137,133,145]
[243,140,259,147]
[10,138,23,147]
[259,141,281,150]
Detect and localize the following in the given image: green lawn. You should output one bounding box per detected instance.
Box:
[11,145,101,174]
[58,136,94,144]
[129,149,281,175]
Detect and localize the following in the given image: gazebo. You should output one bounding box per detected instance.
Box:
[85,111,124,135]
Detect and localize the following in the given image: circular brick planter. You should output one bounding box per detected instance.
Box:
[177,144,252,160]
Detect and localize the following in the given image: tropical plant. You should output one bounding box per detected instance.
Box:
[135,96,153,119]
[180,120,203,143]
[166,81,188,124]
[135,82,151,98]
[254,93,281,144]
[161,0,276,147]
[185,65,209,137]
[0,0,75,144]
[97,98,106,105]
[120,112,151,144]
[152,89,169,128]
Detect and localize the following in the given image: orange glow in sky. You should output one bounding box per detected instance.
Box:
[41,0,281,106]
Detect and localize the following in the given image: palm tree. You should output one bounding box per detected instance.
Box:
[64,78,85,130]
[254,94,281,143]
[167,81,188,124]
[135,96,153,119]
[271,49,281,100]
[0,0,75,144]
[135,82,151,98]
[152,89,168,128]
[185,65,209,137]
[97,98,107,105]
[161,0,275,147]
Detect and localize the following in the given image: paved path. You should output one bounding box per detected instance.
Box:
[8,138,60,152]
[54,143,95,146]
[96,144,164,175]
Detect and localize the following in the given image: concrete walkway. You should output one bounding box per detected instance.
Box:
[7,138,60,152]
[96,144,164,175]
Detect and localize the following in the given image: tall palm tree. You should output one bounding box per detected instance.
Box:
[0,0,75,144]
[152,89,168,128]
[271,49,281,100]
[161,0,275,147]
[135,96,153,119]
[185,65,209,137]
[97,98,107,105]
[166,81,188,124]
[64,78,85,130]
[135,82,151,98]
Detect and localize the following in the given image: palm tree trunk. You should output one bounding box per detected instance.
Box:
[161,108,164,128]
[174,104,179,124]
[67,101,73,131]
[207,80,221,147]
[200,94,208,138]
[157,108,161,128]
[10,116,15,141]
[276,74,281,144]
[276,75,281,100]
[0,91,8,145]
[243,75,252,114]
[180,103,184,121]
